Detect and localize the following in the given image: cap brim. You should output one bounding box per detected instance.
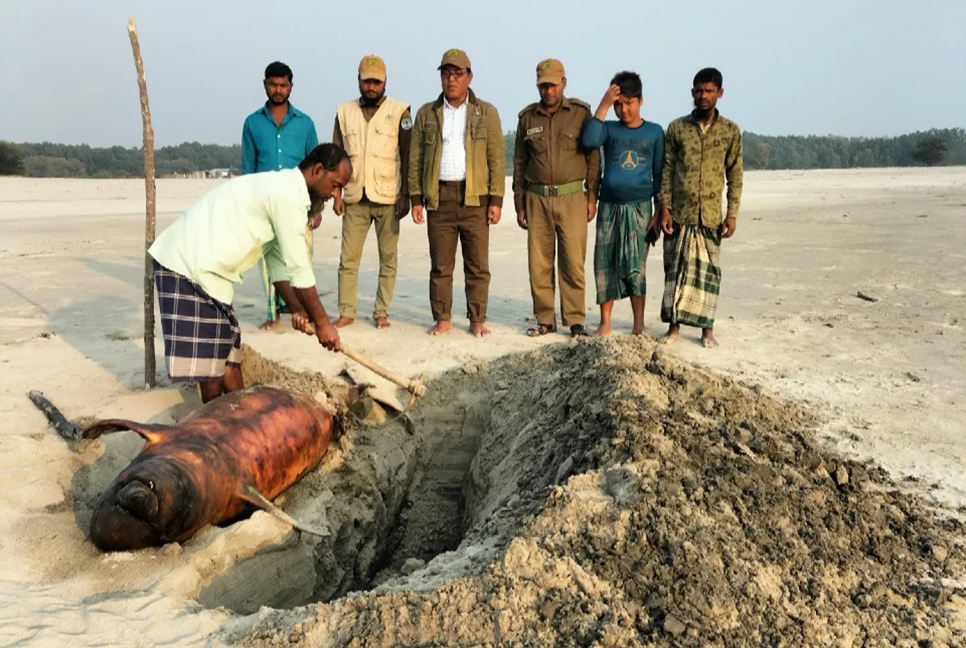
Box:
[360,73,386,81]
[536,74,564,85]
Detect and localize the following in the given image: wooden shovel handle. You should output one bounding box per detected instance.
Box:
[302,322,426,397]
[340,346,426,397]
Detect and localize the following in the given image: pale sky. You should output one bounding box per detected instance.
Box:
[1,0,964,147]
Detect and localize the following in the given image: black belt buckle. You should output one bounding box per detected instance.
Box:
[547,184,558,197]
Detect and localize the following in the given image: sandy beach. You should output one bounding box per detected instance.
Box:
[1,167,965,646]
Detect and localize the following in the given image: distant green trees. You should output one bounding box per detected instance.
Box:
[0,141,25,175]
[911,134,949,166]
[740,128,965,170]
[12,142,241,178]
[6,128,964,178]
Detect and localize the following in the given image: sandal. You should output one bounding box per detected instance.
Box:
[526,323,557,337]
[570,324,589,337]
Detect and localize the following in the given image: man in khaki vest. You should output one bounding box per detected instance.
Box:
[332,55,412,329]
[513,59,601,338]
[409,48,505,337]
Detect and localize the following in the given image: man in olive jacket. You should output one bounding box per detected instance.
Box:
[409,48,505,337]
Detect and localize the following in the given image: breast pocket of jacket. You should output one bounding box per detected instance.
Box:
[373,121,398,158]
[422,124,438,149]
[343,127,363,156]
[559,132,578,152]
[469,116,488,141]
[525,134,548,155]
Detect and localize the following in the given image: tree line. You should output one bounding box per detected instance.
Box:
[1,128,963,178]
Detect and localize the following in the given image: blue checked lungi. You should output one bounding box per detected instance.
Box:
[153,260,241,382]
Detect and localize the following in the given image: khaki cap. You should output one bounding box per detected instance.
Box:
[358,55,386,81]
[438,48,472,71]
[536,58,565,84]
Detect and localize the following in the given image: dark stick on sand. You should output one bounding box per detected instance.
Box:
[128,17,157,388]
[27,391,83,441]
[856,291,879,303]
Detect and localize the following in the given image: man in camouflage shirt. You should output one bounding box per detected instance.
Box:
[655,67,743,348]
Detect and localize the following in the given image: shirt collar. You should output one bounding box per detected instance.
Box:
[536,97,571,116]
[288,168,312,210]
[688,108,719,126]
[259,102,304,119]
[435,88,478,109]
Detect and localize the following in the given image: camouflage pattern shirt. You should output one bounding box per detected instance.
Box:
[658,110,743,228]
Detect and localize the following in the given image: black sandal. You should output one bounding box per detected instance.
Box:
[526,323,557,337]
[570,324,589,337]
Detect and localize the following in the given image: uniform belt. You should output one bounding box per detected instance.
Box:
[526,181,584,197]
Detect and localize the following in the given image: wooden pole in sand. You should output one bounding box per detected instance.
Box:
[127,17,157,388]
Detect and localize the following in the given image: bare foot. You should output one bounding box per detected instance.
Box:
[469,322,491,337]
[702,329,719,348]
[427,320,452,336]
[375,316,391,329]
[591,323,611,337]
[659,328,680,345]
[334,316,355,328]
[258,317,281,330]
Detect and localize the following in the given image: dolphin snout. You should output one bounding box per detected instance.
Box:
[116,481,159,519]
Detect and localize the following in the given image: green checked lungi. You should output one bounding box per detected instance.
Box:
[661,222,722,328]
[593,200,652,304]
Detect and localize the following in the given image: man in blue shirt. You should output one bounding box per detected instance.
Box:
[581,71,664,337]
[241,61,320,328]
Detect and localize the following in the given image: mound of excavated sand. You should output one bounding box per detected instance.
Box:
[232,336,966,647]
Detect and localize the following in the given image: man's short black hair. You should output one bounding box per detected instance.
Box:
[265,61,293,82]
[610,71,642,100]
[693,67,723,89]
[299,144,350,172]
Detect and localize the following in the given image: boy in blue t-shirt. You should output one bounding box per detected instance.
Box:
[581,71,664,336]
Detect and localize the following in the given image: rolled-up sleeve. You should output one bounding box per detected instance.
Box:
[268,194,315,288]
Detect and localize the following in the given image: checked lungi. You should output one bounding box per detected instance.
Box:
[153,260,241,382]
[660,223,722,328]
[593,200,652,304]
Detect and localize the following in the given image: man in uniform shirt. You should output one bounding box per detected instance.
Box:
[332,55,412,330]
[655,67,743,348]
[149,144,349,403]
[241,61,320,329]
[409,48,505,338]
[513,58,601,338]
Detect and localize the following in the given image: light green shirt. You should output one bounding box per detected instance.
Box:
[149,169,314,304]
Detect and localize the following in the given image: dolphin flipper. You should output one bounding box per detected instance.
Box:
[239,483,330,538]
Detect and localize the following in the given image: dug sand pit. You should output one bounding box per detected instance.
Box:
[236,336,966,647]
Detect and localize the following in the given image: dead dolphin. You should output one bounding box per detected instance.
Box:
[70,386,335,552]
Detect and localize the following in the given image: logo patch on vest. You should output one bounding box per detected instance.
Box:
[526,126,544,136]
[400,116,413,130]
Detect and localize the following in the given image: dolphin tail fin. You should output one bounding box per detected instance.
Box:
[82,419,172,444]
[239,483,330,538]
